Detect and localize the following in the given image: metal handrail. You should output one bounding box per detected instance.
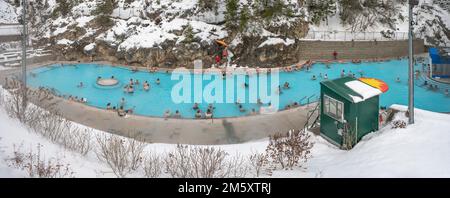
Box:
[302,30,409,41]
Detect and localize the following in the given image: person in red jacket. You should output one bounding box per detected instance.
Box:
[222,47,228,58]
[333,50,338,60]
[215,55,221,64]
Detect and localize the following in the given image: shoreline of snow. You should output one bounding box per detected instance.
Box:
[1,85,450,178]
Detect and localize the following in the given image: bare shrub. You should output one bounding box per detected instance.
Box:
[223,153,249,178]
[164,144,192,178]
[266,129,314,170]
[95,133,146,177]
[65,128,92,155]
[143,152,163,178]
[1,80,92,156]
[165,145,247,178]
[7,143,74,178]
[391,120,407,129]
[248,151,269,177]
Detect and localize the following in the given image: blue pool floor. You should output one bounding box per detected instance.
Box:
[27,59,450,118]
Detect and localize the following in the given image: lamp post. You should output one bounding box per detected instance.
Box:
[408,0,418,124]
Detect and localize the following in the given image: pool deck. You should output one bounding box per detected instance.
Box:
[0,62,318,144]
[49,98,316,144]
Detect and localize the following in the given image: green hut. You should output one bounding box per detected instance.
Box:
[320,77,384,148]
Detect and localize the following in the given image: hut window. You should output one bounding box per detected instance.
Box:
[324,95,344,121]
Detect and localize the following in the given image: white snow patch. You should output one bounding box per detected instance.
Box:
[0,0,18,24]
[84,43,96,51]
[258,37,295,48]
[56,39,74,45]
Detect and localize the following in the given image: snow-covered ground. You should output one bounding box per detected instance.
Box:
[0,0,18,24]
[1,86,449,178]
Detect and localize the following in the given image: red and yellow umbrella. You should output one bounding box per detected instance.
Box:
[215,40,228,47]
[359,77,389,93]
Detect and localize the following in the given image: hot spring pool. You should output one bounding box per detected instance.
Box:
[27,59,450,118]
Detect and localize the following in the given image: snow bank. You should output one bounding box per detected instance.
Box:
[345,80,382,103]
[56,39,74,45]
[84,43,96,51]
[0,0,18,24]
[308,105,450,177]
[1,89,450,177]
[258,37,295,48]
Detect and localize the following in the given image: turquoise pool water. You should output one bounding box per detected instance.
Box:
[27,59,450,118]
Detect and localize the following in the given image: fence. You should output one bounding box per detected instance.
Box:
[302,30,409,41]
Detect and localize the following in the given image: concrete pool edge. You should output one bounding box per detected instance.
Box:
[28,91,317,145]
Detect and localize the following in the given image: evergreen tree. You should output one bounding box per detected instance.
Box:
[92,0,117,28]
[183,23,195,43]
[225,0,239,30]
[239,6,250,32]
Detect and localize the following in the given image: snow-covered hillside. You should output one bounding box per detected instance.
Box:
[0,0,18,24]
[1,86,449,177]
[0,0,449,66]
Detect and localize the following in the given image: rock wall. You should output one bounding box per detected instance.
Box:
[52,39,426,68]
[295,39,426,60]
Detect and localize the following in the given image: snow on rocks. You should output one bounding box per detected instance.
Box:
[56,39,74,45]
[0,0,18,24]
[83,43,96,55]
[258,37,296,48]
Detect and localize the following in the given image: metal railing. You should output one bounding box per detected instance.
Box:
[112,7,146,19]
[302,30,409,41]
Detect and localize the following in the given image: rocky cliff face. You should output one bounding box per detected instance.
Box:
[2,0,449,67]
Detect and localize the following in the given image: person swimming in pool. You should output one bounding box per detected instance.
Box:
[106,103,112,110]
[135,79,140,85]
[193,103,199,110]
[127,85,134,93]
[118,106,126,117]
[257,98,263,105]
[129,78,134,86]
[195,110,202,119]
[285,104,291,110]
[250,108,257,115]
[324,73,328,80]
[238,104,246,112]
[208,104,215,112]
[156,78,160,85]
[173,110,181,118]
[276,86,282,95]
[396,77,401,83]
[120,97,126,107]
[445,89,449,96]
[111,75,115,79]
[143,81,150,91]
[164,110,171,118]
[97,76,102,81]
[312,75,317,80]
[283,82,290,89]
[205,109,213,119]
[340,70,345,78]
[77,82,84,88]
